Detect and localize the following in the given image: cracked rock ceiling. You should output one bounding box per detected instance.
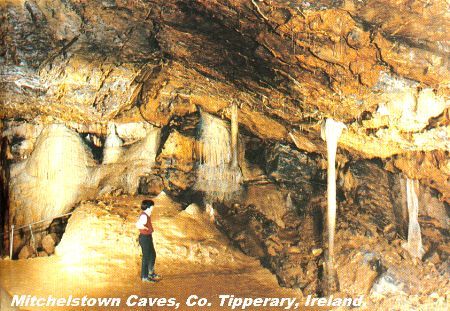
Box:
[0,0,449,200]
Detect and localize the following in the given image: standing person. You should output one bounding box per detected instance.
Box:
[136,199,161,283]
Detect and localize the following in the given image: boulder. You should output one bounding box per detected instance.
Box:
[138,175,164,195]
[184,204,202,216]
[336,250,382,296]
[353,261,380,295]
[38,251,48,257]
[41,234,58,254]
[18,245,35,259]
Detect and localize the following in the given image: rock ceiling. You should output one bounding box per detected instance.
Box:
[0,0,449,200]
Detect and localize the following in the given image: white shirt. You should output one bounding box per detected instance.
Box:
[136,214,148,229]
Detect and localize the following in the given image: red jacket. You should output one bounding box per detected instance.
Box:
[139,212,154,235]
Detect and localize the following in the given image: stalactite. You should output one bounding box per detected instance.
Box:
[323,118,346,265]
[321,118,346,293]
[103,123,123,164]
[402,178,425,259]
[194,111,242,202]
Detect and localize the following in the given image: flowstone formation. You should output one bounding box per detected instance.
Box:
[194,111,242,202]
[8,124,94,253]
[103,123,123,164]
[94,125,161,196]
[1,122,161,256]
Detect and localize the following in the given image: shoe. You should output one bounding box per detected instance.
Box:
[141,278,156,283]
[149,272,161,281]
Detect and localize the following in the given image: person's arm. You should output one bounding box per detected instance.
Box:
[136,214,148,230]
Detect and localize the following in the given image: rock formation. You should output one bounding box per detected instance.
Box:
[0,0,449,307]
[1,0,447,200]
[322,118,347,292]
[194,111,242,202]
[102,123,123,164]
[7,124,95,253]
[94,125,161,196]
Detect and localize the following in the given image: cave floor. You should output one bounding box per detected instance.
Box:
[0,194,305,311]
[0,256,304,311]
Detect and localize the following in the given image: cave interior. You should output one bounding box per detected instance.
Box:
[0,0,449,309]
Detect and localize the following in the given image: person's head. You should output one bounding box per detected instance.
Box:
[141,199,154,214]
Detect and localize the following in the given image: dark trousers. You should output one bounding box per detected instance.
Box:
[139,234,156,279]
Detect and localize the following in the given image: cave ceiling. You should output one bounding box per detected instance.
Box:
[0,0,449,200]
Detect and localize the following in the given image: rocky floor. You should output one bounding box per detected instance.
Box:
[213,191,449,310]
[333,227,449,310]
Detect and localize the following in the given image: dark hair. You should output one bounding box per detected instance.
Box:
[141,199,154,210]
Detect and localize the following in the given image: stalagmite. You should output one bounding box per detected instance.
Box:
[195,111,242,202]
[103,123,123,164]
[321,118,347,269]
[402,178,425,259]
[205,203,215,222]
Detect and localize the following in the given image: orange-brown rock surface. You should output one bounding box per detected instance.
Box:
[1,0,448,200]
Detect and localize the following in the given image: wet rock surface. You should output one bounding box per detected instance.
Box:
[264,143,325,201]
[156,130,197,196]
[265,143,322,185]
[334,228,449,310]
